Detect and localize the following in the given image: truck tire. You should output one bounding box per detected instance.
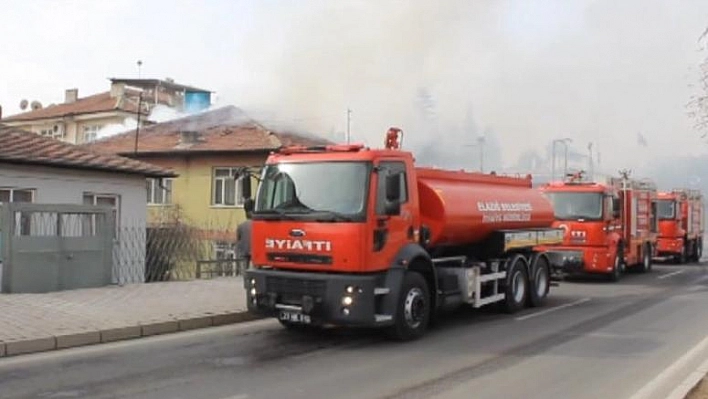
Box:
[638,244,652,273]
[677,242,688,264]
[528,255,550,308]
[697,239,703,262]
[501,255,529,313]
[608,246,624,282]
[386,271,430,341]
[692,239,702,262]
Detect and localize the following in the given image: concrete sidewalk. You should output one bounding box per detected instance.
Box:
[0,277,255,357]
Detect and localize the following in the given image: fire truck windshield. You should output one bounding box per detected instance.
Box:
[656,199,676,220]
[545,192,603,221]
[254,161,371,221]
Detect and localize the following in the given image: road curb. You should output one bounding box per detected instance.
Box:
[0,311,260,358]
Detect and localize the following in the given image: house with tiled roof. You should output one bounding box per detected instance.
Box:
[0,126,177,285]
[0,78,211,145]
[82,105,333,260]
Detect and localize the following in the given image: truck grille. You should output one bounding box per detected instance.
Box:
[267,252,332,265]
[266,276,326,297]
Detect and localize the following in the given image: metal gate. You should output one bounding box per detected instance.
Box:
[0,203,114,293]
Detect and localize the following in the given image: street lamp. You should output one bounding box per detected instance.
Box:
[551,138,572,181]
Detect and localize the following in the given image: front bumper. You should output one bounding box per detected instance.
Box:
[545,249,585,278]
[244,268,396,328]
[656,237,683,256]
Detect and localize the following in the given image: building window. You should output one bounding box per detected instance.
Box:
[0,188,35,203]
[83,193,120,236]
[213,241,237,260]
[0,188,35,236]
[212,167,246,207]
[82,124,103,143]
[39,125,64,140]
[147,178,173,205]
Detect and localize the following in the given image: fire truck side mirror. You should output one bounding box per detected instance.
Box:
[239,174,252,201]
[384,173,402,215]
[612,197,621,218]
[243,198,255,214]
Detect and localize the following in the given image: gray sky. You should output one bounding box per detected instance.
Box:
[1,0,708,173]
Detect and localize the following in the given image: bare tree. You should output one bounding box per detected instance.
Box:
[689,26,708,138]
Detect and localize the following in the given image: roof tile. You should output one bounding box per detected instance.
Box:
[0,90,146,122]
[81,105,334,155]
[0,127,176,178]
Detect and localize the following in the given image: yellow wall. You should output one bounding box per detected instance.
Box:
[145,153,266,232]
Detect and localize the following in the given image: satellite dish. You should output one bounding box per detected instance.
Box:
[19,99,28,110]
[30,101,43,110]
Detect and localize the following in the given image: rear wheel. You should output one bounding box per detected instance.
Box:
[692,239,702,262]
[697,239,704,262]
[386,271,430,341]
[501,255,529,313]
[639,244,652,273]
[608,246,624,282]
[528,255,550,307]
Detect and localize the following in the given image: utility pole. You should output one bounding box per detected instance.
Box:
[551,138,572,181]
[564,142,569,177]
[346,108,352,144]
[137,60,143,79]
[464,135,486,172]
[478,136,486,172]
[588,142,594,181]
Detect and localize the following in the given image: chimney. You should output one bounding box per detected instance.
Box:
[110,82,125,98]
[179,130,200,144]
[65,88,78,104]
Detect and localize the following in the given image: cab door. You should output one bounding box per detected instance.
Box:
[368,160,415,271]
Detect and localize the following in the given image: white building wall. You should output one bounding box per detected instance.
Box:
[0,163,148,284]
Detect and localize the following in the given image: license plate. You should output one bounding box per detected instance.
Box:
[278,310,311,324]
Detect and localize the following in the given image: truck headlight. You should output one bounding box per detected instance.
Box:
[342,296,353,306]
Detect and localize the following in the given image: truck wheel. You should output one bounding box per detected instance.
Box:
[608,246,624,282]
[501,255,529,313]
[639,244,652,273]
[678,243,688,264]
[386,271,430,341]
[697,239,703,262]
[528,256,550,307]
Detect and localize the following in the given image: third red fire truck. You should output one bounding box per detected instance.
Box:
[655,189,704,263]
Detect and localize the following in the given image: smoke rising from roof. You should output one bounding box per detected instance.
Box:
[219,0,708,174]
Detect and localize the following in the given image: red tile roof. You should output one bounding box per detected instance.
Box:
[0,127,176,178]
[81,105,334,155]
[0,90,147,122]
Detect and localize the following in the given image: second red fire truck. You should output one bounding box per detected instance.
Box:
[538,171,658,281]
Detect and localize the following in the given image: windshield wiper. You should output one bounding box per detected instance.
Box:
[310,210,356,222]
[252,208,298,220]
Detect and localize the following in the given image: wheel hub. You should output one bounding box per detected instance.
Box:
[404,288,425,329]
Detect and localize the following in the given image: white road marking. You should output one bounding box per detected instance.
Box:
[666,355,708,399]
[657,270,685,279]
[628,333,708,399]
[515,298,591,321]
[219,395,249,399]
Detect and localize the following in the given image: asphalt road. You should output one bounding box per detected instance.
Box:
[1,262,708,399]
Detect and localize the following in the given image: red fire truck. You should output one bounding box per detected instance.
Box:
[655,189,704,263]
[238,128,565,340]
[538,171,658,281]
